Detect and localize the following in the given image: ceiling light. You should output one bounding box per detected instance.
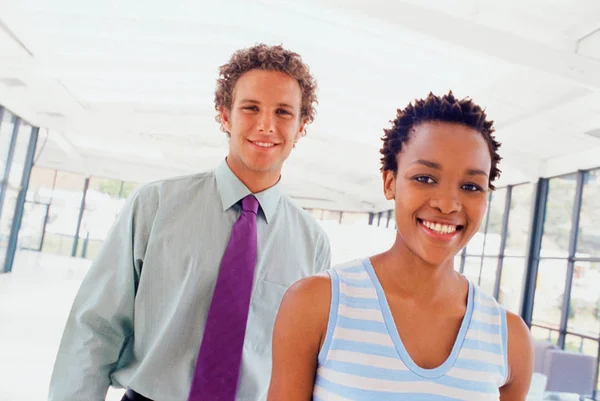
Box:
[584,128,600,139]
[0,77,26,87]
[37,111,65,118]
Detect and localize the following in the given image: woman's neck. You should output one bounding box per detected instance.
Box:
[370,236,465,304]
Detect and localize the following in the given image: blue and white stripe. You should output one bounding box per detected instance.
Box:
[314,258,509,401]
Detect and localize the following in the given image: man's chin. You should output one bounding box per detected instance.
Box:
[243,157,282,172]
[243,163,280,176]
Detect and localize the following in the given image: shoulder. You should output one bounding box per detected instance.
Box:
[504,310,534,386]
[131,170,216,207]
[332,258,368,274]
[278,195,321,225]
[278,195,330,242]
[275,273,332,346]
[470,288,533,365]
[283,272,332,312]
[505,311,533,355]
[139,170,215,197]
[471,283,501,308]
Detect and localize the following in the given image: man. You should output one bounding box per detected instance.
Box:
[49,43,331,401]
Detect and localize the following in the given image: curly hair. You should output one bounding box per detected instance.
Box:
[380,91,502,190]
[214,43,318,132]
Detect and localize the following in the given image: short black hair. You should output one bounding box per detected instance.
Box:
[380,91,501,190]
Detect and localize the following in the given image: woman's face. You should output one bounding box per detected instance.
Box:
[383,121,492,266]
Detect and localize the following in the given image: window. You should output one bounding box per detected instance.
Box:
[504,184,535,257]
[532,259,568,330]
[540,174,577,258]
[577,169,600,258]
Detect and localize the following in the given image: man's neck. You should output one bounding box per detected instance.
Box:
[225,158,281,193]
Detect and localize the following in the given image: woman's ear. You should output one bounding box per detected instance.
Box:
[383,170,396,200]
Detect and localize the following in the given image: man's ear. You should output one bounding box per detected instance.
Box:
[220,106,231,134]
[383,170,396,200]
[294,120,307,144]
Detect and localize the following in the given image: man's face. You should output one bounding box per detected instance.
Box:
[221,69,305,179]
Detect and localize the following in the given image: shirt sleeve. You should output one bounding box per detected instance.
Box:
[314,231,332,274]
[48,187,157,401]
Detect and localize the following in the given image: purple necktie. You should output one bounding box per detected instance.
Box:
[188,195,259,401]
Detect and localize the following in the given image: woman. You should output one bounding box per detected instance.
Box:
[267,92,534,400]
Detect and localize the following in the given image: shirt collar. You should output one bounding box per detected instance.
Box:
[214,158,282,224]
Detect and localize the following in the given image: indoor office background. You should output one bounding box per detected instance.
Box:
[1,106,600,398]
[4,102,598,395]
[1,0,600,399]
[21,167,138,261]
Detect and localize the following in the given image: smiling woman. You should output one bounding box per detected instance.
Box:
[268,91,535,401]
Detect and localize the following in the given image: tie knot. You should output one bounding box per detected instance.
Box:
[241,195,259,214]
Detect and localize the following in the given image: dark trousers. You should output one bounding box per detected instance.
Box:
[121,389,154,401]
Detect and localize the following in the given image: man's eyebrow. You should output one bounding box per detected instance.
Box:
[238,100,295,109]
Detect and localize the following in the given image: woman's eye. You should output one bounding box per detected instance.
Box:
[415,176,435,184]
[244,106,258,111]
[277,109,292,116]
[463,183,483,192]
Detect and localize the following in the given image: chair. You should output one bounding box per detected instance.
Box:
[543,349,596,396]
[533,339,559,373]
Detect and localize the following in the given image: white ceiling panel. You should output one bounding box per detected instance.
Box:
[1,0,599,211]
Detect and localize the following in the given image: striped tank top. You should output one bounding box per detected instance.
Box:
[313,258,509,401]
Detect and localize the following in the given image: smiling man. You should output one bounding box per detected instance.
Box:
[49,44,331,401]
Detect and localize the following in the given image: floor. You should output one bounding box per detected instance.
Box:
[0,251,125,401]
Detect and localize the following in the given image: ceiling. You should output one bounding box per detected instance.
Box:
[1,0,599,211]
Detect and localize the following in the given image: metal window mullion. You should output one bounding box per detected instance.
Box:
[570,257,600,263]
[557,171,585,349]
[0,116,21,221]
[521,178,549,326]
[477,192,493,286]
[71,177,90,257]
[494,185,513,300]
[39,203,50,251]
[594,341,600,400]
[3,127,38,273]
